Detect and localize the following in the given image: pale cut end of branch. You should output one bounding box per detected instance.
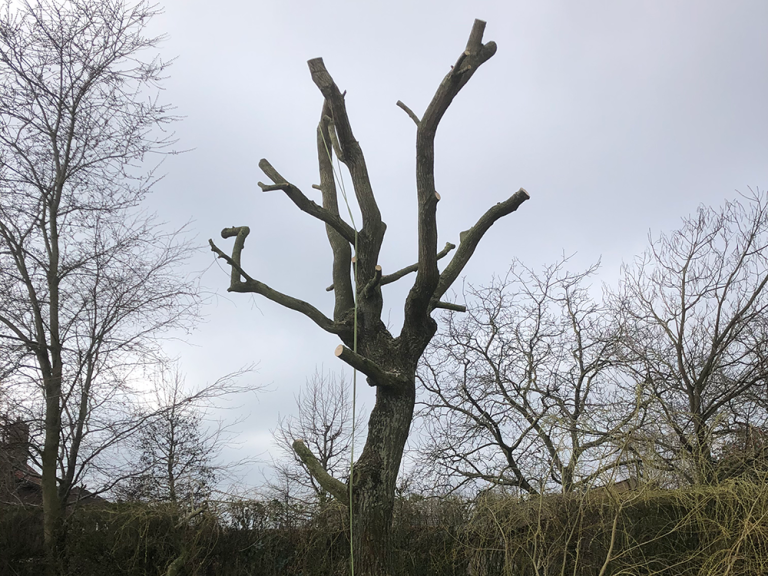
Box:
[466,19,487,55]
[520,187,530,199]
[334,344,344,358]
[351,256,357,263]
[221,226,250,239]
[435,192,441,201]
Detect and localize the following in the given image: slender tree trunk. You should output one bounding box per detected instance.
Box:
[42,362,64,575]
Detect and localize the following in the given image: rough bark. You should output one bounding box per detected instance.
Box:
[211,19,528,576]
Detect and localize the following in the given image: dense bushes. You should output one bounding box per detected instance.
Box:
[2,479,767,575]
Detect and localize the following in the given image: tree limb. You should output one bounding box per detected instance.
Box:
[258,159,357,245]
[405,19,500,331]
[292,439,349,505]
[335,344,404,389]
[396,100,421,127]
[308,57,385,279]
[363,265,383,299]
[430,300,467,313]
[433,188,530,302]
[209,237,340,335]
[382,242,456,286]
[325,242,455,293]
[316,101,356,319]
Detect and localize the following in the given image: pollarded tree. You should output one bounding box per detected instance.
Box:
[210,20,529,576]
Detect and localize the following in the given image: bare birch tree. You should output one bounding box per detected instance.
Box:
[0,0,197,569]
[210,20,528,576]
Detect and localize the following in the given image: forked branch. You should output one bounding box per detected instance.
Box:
[258,159,357,244]
[209,233,340,335]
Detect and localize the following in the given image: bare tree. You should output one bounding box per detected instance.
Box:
[418,259,642,496]
[271,369,360,505]
[613,191,768,484]
[0,0,197,568]
[114,366,253,506]
[210,20,528,575]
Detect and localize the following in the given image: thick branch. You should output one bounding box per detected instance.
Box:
[335,344,404,388]
[317,101,355,318]
[406,19,498,331]
[292,439,349,504]
[258,159,356,245]
[433,188,530,303]
[308,57,385,275]
[209,237,340,335]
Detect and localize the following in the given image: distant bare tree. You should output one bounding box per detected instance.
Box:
[613,192,768,484]
[114,367,254,506]
[271,369,360,505]
[210,19,528,575]
[0,0,197,568]
[418,259,643,495]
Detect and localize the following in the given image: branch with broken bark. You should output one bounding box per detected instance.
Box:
[292,439,349,504]
[258,158,357,245]
[209,236,340,335]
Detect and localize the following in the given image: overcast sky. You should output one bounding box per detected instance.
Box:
[139,0,768,489]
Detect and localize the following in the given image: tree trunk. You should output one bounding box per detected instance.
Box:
[351,378,416,576]
[42,366,64,575]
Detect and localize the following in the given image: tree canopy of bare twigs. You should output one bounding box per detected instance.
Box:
[418,258,644,495]
[613,191,768,485]
[0,0,198,569]
[114,366,256,506]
